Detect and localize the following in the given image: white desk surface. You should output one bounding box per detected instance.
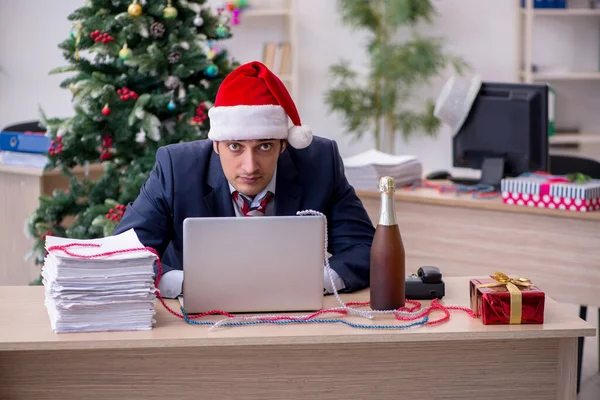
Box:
[0,277,594,352]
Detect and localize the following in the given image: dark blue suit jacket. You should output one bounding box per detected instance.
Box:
[114,136,375,292]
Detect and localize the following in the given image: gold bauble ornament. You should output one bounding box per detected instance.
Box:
[128,2,143,17]
[164,1,178,19]
[119,44,132,60]
[164,6,178,19]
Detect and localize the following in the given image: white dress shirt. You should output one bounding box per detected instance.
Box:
[158,170,346,298]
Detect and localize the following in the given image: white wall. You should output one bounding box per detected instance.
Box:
[2,0,600,171]
[0,0,77,130]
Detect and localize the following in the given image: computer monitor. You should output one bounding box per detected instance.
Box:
[450,82,549,189]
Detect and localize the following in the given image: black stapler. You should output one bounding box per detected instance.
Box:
[405,266,445,300]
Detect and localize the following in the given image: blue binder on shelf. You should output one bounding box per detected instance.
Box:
[0,131,50,154]
[546,0,567,8]
[522,0,566,7]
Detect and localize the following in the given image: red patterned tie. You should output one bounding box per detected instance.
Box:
[232,191,273,216]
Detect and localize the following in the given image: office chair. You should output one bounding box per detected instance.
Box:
[549,154,600,393]
[550,154,600,178]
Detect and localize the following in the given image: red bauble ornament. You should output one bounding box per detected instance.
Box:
[100,134,113,160]
[102,134,113,148]
[102,104,111,116]
[190,102,209,126]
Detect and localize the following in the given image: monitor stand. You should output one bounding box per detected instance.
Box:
[449,157,505,191]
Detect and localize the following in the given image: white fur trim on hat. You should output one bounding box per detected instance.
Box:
[287,124,313,149]
[208,104,288,141]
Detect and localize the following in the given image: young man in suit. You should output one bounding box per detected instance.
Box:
[114,61,375,298]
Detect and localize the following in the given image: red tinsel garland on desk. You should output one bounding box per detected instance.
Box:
[46,242,476,331]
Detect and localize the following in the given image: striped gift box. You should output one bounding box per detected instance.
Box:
[501,174,600,212]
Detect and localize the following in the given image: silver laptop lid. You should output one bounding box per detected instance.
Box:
[182,215,325,313]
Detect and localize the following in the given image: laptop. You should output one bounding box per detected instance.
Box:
[181,215,325,314]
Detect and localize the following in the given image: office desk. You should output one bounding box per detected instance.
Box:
[356,185,600,308]
[0,277,595,400]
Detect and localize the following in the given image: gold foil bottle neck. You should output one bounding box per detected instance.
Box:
[379,176,396,194]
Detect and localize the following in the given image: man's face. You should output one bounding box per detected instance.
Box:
[213,139,285,197]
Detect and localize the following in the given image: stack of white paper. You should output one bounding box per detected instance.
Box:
[42,229,157,333]
[343,149,423,191]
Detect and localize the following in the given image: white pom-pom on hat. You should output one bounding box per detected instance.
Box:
[208,61,313,149]
[287,124,312,149]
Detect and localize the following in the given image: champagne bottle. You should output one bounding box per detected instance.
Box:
[370,176,406,310]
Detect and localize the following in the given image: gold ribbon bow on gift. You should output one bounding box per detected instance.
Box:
[477,272,533,324]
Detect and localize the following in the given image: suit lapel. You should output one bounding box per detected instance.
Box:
[204,151,235,217]
[275,150,303,216]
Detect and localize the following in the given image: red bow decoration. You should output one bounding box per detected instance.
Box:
[539,177,570,196]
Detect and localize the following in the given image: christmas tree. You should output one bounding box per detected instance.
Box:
[26,0,238,280]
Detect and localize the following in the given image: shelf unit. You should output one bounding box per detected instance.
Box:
[223,0,298,99]
[520,7,600,16]
[242,8,291,17]
[520,71,600,80]
[517,0,600,157]
[548,132,600,144]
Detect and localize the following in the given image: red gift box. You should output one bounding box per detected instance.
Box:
[470,272,545,325]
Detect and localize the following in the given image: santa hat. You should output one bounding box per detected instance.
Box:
[208,61,313,149]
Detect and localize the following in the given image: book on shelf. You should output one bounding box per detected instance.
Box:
[0,131,50,154]
[262,42,292,77]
